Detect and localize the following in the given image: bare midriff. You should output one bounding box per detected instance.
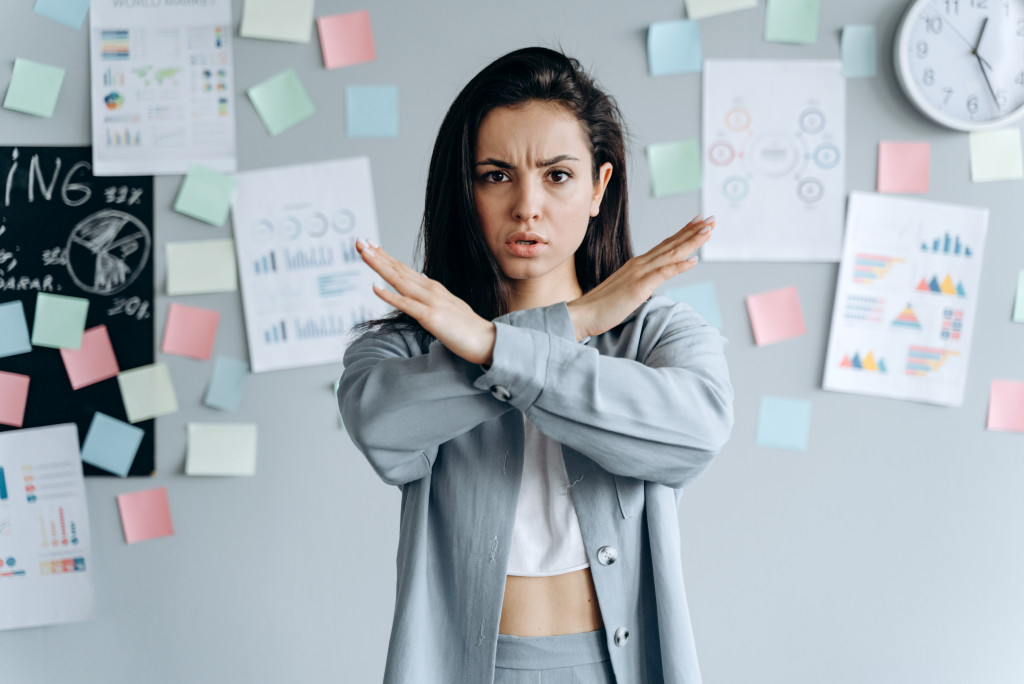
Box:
[498,567,604,636]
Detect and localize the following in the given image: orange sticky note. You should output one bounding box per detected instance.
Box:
[0,370,30,427]
[746,286,806,346]
[60,324,120,390]
[117,487,174,544]
[161,303,219,360]
[317,10,376,70]
[987,379,1024,432]
[877,141,930,194]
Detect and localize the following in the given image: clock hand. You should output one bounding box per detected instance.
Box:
[943,17,994,69]
[976,53,1001,108]
[973,17,989,51]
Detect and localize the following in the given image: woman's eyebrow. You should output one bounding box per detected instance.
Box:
[475,154,581,169]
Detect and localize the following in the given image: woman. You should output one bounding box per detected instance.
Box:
[338,47,733,684]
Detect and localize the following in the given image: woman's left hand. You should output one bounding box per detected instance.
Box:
[356,240,496,365]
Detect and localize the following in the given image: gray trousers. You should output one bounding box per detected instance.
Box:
[493,629,616,683]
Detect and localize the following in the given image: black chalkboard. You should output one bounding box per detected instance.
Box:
[0,146,155,477]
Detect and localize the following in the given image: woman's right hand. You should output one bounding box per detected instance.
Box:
[567,214,715,341]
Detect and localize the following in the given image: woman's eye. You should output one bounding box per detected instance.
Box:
[482,170,508,183]
[549,170,572,183]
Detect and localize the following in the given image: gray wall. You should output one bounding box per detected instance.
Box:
[3,1,1024,682]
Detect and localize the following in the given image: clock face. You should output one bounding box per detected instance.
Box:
[897,0,1024,130]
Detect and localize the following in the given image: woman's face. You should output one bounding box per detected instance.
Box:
[473,100,613,294]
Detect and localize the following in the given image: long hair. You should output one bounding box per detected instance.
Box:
[366,47,632,337]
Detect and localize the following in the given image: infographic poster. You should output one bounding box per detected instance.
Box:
[231,157,387,373]
[702,60,846,261]
[0,424,95,631]
[823,192,988,407]
[89,0,236,176]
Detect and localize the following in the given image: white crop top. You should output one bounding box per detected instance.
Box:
[505,417,590,577]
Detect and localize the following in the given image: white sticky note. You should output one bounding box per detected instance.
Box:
[186,423,257,476]
[969,128,1024,182]
[686,0,757,19]
[239,0,315,43]
[166,239,239,295]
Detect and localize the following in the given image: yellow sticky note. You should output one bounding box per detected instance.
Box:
[240,0,315,43]
[969,128,1024,182]
[186,423,258,476]
[166,239,238,295]
[117,363,178,423]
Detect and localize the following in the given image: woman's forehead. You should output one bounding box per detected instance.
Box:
[475,101,590,160]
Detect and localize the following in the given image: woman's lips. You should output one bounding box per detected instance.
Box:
[505,232,545,257]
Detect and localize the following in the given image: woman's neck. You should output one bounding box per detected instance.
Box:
[507,275,583,313]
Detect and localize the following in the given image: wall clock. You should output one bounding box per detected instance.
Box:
[895,0,1024,130]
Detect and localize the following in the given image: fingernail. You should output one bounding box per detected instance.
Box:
[699,224,713,234]
[693,213,703,223]
[368,239,380,248]
[356,239,366,248]
[703,215,715,224]
[686,255,699,263]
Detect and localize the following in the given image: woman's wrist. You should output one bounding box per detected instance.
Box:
[566,300,591,342]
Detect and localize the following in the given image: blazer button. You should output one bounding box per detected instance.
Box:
[490,385,512,401]
[597,545,618,566]
[613,626,629,647]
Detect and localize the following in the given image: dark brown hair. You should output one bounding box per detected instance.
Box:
[365,46,632,336]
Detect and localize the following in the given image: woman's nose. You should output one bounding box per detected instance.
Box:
[511,180,541,222]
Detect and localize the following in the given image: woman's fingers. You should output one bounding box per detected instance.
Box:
[358,240,432,299]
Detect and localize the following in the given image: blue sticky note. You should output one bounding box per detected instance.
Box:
[842,25,877,78]
[81,412,145,477]
[346,85,398,138]
[647,20,702,76]
[34,0,92,30]
[756,396,812,451]
[663,281,723,330]
[0,301,32,359]
[204,356,249,411]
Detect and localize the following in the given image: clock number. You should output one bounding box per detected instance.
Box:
[972,0,988,8]
[997,90,1008,109]
[967,95,979,114]
[943,87,954,105]
[923,68,935,86]
[1016,70,1024,85]
[944,0,959,13]
[1018,19,1024,36]
[916,40,929,58]
[926,15,944,33]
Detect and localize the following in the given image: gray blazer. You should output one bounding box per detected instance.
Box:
[338,296,734,683]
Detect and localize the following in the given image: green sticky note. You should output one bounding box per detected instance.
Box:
[31,293,89,349]
[1014,270,1024,323]
[173,165,238,226]
[841,25,877,78]
[647,140,701,197]
[3,58,65,117]
[117,363,179,424]
[247,68,316,136]
[685,0,756,19]
[240,0,315,43]
[969,128,1024,182]
[765,0,820,45]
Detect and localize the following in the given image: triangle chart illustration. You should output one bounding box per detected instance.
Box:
[840,351,886,373]
[892,304,922,330]
[915,275,966,298]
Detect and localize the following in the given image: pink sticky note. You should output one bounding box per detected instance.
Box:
[317,10,376,70]
[877,141,930,194]
[161,303,219,360]
[987,379,1024,432]
[746,286,806,346]
[0,371,30,427]
[60,324,120,390]
[117,487,174,544]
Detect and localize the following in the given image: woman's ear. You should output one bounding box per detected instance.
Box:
[589,162,614,217]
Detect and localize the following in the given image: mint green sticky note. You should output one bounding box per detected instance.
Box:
[647,140,701,197]
[34,0,92,30]
[4,58,66,117]
[663,281,723,330]
[173,164,238,226]
[31,293,89,349]
[346,85,398,138]
[765,0,820,45]
[842,25,877,77]
[756,396,812,451]
[647,20,702,76]
[1014,270,1024,323]
[247,68,316,136]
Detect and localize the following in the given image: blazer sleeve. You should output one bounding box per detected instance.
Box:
[337,305,573,486]
[472,299,734,489]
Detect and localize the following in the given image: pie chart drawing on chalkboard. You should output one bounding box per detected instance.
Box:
[64,209,151,296]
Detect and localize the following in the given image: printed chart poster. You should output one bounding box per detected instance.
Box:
[702,60,846,261]
[823,192,988,407]
[89,0,236,176]
[0,424,95,631]
[0,146,156,476]
[232,157,387,373]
